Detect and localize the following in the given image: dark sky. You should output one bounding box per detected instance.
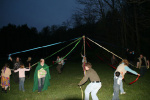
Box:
[0,0,78,31]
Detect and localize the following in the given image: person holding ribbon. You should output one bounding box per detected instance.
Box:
[115,59,140,95]
[10,56,23,84]
[78,62,102,100]
[33,59,51,93]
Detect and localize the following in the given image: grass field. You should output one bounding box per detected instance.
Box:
[0,61,150,100]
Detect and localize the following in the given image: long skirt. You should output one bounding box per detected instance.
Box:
[1,76,10,88]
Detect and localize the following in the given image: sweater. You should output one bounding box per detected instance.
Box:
[78,68,100,86]
[2,67,11,78]
[14,68,30,78]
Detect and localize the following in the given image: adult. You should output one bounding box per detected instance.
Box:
[55,56,62,74]
[136,54,149,77]
[33,59,51,93]
[25,57,32,79]
[10,57,23,83]
[115,59,140,94]
[78,62,102,100]
[111,55,118,69]
[1,63,11,93]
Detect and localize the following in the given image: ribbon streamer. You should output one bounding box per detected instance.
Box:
[31,37,82,67]
[129,75,139,85]
[43,37,81,70]
[8,37,79,60]
[86,38,139,85]
[80,86,84,100]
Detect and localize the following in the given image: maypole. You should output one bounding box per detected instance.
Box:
[83,35,86,75]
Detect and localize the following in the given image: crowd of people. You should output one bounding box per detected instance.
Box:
[0,51,149,100]
[0,55,67,93]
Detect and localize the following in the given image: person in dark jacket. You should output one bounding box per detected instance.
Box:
[10,57,23,84]
[78,62,102,100]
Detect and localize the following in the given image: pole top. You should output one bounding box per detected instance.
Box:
[83,35,85,38]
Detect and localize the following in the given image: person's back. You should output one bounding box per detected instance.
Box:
[17,68,30,78]
[3,67,11,78]
[14,65,30,92]
[115,63,127,76]
[112,71,122,100]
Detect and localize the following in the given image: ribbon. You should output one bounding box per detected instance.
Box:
[86,39,139,85]
[129,75,140,85]
[80,86,84,100]
[43,37,81,70]
[8,37,79,59]
[31,37,82,68]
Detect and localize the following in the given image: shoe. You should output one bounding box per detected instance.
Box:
[112,93,114,96]
[120,92,126,94]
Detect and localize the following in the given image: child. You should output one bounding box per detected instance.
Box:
[112,71,123,100]
[14,64,30,92]
[1,63,11,93]
[78,62,101,100]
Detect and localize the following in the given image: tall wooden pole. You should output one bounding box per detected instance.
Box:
[83,36,85,57]
[83,35,86,75]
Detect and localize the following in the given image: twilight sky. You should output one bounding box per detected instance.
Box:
[0,0,79,31]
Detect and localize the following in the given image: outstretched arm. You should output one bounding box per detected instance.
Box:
[125,66,140,76]
[9,57,12,61]
[14,69,19,73]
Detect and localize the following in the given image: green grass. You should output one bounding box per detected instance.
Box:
[0,61,150,100]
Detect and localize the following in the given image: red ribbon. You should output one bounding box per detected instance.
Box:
[86,41,91,48]
[86,40,139,85]
[129,75,139,85]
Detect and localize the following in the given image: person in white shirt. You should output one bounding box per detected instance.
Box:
[112,71,123,100]
[14,64,30,92]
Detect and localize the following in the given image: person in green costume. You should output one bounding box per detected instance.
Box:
[33,59,51,93]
